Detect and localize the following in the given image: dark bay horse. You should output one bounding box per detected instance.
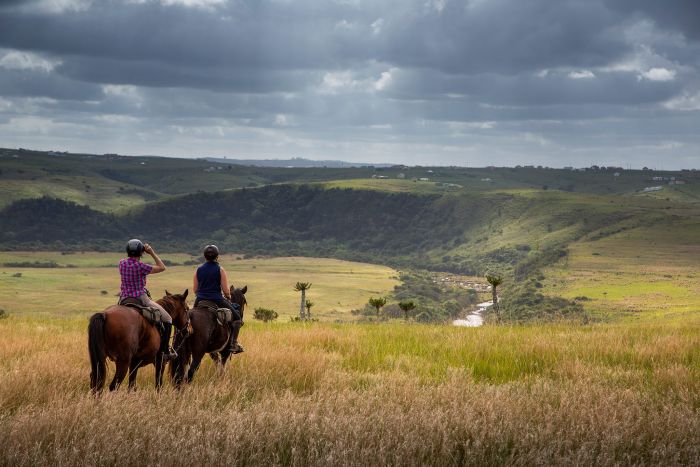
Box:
[88,290,190,393]
[170,285,246,387]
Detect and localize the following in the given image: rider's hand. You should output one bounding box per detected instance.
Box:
[144,243,154,255]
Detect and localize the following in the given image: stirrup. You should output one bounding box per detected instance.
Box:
[162,348,178,361]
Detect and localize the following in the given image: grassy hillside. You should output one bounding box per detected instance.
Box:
[3,148,699,213]
[543,219,700,322]
[2,148,699,323]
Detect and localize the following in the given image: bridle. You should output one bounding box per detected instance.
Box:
[162,296,192,352]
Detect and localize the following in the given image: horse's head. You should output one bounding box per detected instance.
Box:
[229,285,248,314]
[161,289,190,328]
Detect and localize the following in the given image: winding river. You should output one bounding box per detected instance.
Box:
[452,301,492,327]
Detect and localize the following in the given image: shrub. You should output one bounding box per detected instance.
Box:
[0,309,6,319]
[254,307,278,323]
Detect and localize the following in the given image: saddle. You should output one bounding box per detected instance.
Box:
[119,297,163,326]
[198,300,235,325]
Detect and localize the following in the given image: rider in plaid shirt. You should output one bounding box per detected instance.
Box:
[119,239,177,360]
[119,257,153,297]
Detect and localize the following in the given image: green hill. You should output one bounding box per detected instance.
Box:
[1,148,699,323]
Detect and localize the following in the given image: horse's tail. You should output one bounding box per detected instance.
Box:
[88,313,107,394]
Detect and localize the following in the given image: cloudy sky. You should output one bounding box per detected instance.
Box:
[0,0,698,168]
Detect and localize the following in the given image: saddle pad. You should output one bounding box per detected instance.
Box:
[119,298,163,324]
[216,308,234,324]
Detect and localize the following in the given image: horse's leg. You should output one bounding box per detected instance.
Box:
[155,353,164,390]
[109,358,130,391]
[128,360,141,391]
[220,349,232,368]
[186,350,206,383]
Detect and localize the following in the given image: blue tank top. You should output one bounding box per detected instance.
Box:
[196,262,224,300]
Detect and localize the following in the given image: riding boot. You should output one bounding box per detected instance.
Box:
[227,320,244,354]
[160,322,178,361]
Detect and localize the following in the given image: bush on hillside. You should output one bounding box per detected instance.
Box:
[497,279,588,323]
[253,307,278,323]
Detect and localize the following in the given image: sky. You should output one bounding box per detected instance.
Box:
[0,0,698,168]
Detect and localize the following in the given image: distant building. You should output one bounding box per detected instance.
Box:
[643,186,663,192]
[397,173,406,179]
[418,177,430,181]
[613,172,621,177]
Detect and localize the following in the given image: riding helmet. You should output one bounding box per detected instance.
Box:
[126,239,145,257]
[203,244,219,261]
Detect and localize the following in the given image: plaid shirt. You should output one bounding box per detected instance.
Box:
[119,257,153,298]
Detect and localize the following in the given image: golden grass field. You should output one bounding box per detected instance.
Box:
[0,253,699,465]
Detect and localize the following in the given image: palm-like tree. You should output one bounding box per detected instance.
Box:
[485,273,503,322]
[305,299,314,319]
[368,297,387,317]
[294,282,312,320]
[398,300,416,320]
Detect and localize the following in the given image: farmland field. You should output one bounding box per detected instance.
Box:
[0,254,399,320]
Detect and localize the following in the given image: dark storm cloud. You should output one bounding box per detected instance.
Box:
[0,0,634,78]
[605,0,700,40]
[0,0,698,168]
[0,68,102,100]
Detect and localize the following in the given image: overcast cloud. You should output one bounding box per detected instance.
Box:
[0,0,698,168]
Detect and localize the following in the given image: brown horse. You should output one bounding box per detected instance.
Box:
[88,290,190,393]
[170,285,246,387]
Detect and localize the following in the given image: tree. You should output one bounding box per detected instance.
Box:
[294,282,312,320]
[485,273,503,322]
[398,300,416,320]
[368,297,387,317]
[305,299,314,319]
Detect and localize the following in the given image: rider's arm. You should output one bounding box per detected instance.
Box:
[144,244,166,274]
[220,267,232,300]
[193,271,199,294]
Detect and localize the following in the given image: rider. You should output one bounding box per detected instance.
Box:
[193,245,244,354]
[119,239,177,360]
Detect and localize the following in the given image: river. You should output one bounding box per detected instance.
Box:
[452,301,492,327]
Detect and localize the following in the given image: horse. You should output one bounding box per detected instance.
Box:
[170,285,247,387]
[87,290,190,393]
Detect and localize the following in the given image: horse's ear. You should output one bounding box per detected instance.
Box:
[182,289,188,299]
[230,284,235,293]
[165,290,172,296]
[241,285,248,294]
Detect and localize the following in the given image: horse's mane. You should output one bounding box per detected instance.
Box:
[158,294,180,310]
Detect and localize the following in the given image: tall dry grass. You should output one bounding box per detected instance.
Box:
[1,316,698,466]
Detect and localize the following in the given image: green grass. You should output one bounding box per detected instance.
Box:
[318,178,459,194]
[543,220,700,322]
[0,254,399,320]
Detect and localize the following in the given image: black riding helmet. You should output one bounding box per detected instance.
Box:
[126,239,145,257]
[203,244,219,262]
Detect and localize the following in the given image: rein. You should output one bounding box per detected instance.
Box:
[159,295,192,353]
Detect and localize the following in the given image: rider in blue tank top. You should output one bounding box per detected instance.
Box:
[195,261,225,300]
[193,245,244,354]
